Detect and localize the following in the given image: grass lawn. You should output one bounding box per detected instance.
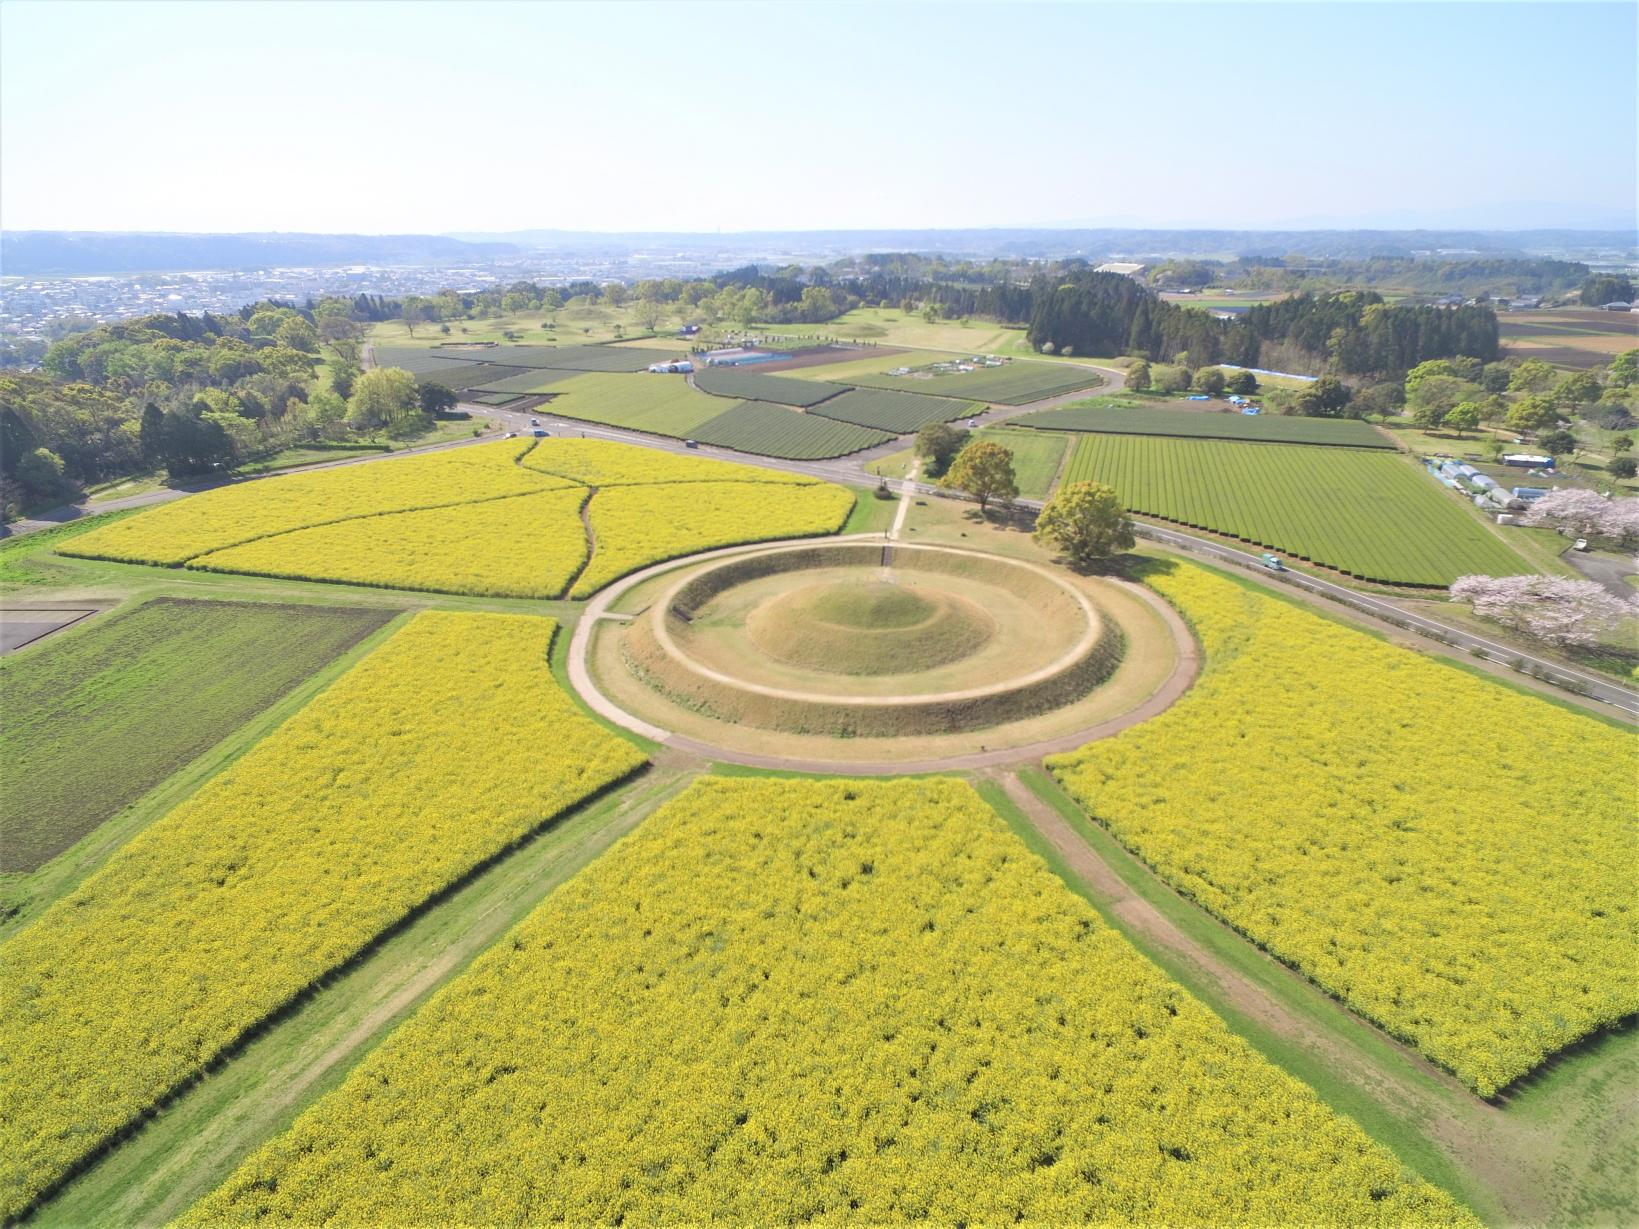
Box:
[0,598,392,875]
[538,372,726,436]
[973,426,1067,499]
[0,510,144,587]
[781,349,956,384]
[800,306,1022,354]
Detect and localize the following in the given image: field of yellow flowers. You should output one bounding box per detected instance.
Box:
[62,439,552,565]
[0,611,645,1221]
[1049,561,1637,1097]
[192,486,591,597]
[182,778,1470,1226]
[58,438,852,599]
[572,480,857,597]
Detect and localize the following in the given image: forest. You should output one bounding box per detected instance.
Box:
[1026,273,1500,375]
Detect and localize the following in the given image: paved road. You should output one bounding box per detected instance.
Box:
[1562,546,1639,599]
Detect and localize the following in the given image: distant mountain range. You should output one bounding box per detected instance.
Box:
[3,227,1632,277]
[0,232,522,277]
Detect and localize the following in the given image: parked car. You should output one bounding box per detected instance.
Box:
[532,428,548,438]
[1573,538,1590,551]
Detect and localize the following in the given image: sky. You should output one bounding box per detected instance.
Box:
[1,0,1634,235]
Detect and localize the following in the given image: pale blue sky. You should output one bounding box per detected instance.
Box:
[1,0,1633,234]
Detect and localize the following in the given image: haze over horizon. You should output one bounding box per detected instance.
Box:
[2,0,1633,237]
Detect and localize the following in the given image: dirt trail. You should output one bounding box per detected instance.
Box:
[995,771,1614,1226]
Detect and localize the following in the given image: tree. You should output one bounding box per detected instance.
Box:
[15,446,70,502]
[318,315,362,360]
[1611,433,1634,454]
[1152,364,1190,393]
[1608,349,1639,389]
[912,422,970,477]
[347,367,424,435]
[418,381,459,416]
[1581,273,1634,307]
[1033,481,1135,566]
[139,401,165,463]
[330,357,361,400]
[1479,361,1514,393]
[1522,487,1639,546]
[1505,395,1559,434]
[1443,402,1482,437]
[1507,359,1557,395]
[1450,575,1636,648]
[1296,375,1354,418]
[1224,368,1258,395]
[1407,374,1480,428]
[400,296,428,338]
[1553,371,1601,410]
[941,441,1017,513]
[1192,367,1226,397]
[1125,360,1151,392]
[274,318,318,353]
[1610,457,1638,480]
[1537,428,1578,459]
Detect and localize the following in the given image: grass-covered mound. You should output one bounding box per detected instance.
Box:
[747,580,993,676]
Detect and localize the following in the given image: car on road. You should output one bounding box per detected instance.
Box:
[684,439,699,449]
[1574,538,1589,551]
[530,418,541,426]
[1261,552,1287,572]
[532,429,548,438]
[504,431,516,439]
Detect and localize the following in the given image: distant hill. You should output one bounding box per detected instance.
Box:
[448,227,1638,262]
[0,232,522,276]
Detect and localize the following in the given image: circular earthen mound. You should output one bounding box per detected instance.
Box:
[746,579,995,676]
[618,543,1125,738]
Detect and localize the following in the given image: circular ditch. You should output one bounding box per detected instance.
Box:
[612,542,1124,739]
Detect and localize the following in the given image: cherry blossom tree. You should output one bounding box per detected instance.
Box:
[1522,489,1639,547]
[1450,575,1637,648]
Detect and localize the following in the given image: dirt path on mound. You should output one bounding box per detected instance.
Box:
[994,771,1608,1226]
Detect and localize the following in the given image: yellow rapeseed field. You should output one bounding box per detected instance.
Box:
[61,439,551,565]
[0,611,645,1221]
[1049,561,1638,1097]
[182,778,1471,1227]
[571,480,856,596]
[57,438,854,599]
[520,436,816,487]
[190,487,591,597]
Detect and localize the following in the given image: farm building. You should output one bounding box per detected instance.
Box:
[1094,261,1146,279]
[1511,486,1549,502]
[647,360,694,374]
[1502,453,1554,468]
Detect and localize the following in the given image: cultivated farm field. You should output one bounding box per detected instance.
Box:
[1050,561,1637,1096]
[1016,401,1393,448]
[685,400,893,459]
[690,367,850,407]
[1061,435,1530,585]
[809,387,978,433]
[537,371,728,436]
[182,777,1468,1226]
[61,438,855,599]
[847,361,1105,404]
[0,598,390,873]
[0,611,645,1221]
